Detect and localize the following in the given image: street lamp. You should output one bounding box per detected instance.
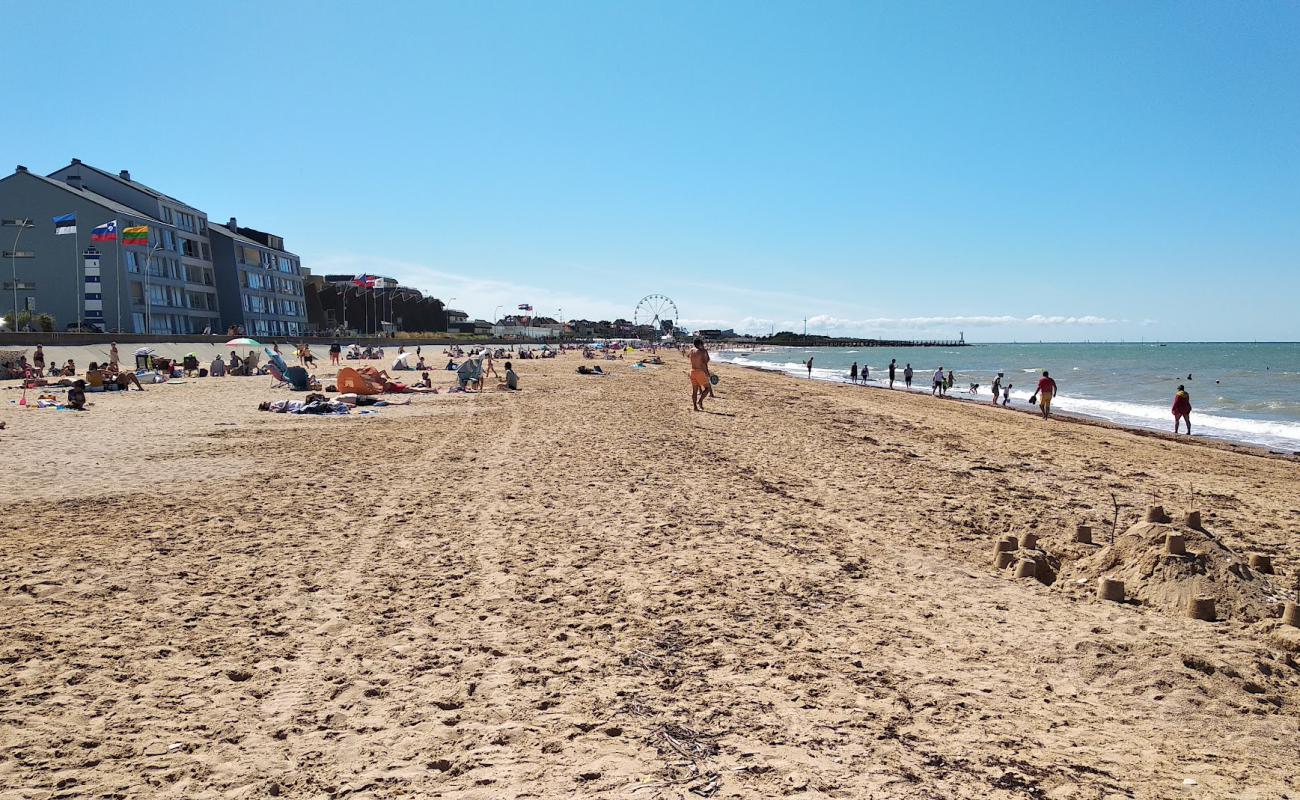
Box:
[2,218,35,327]
[142,240,163,334]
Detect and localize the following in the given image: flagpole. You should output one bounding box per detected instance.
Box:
[73,222,81,330]
[115,229,123,332]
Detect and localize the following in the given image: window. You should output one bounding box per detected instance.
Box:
[125,251,140,273]
[239,245,261,265]
[249,295,266,313]
[182,238,199,258]
[261,251,273,268]
[200,242,210,261]
[162,229,174,251]
[148,285,167,305]
[132,312,145,333]
[198,218,206,235]
[160,206,173,224]
[278,256,294,273]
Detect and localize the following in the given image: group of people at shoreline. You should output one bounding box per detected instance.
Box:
[710,345,1197,435]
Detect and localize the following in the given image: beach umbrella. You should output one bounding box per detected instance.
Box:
[133,347,154,357]
[225,337,261,347]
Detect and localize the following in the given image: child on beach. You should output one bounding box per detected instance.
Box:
[66,380,87,410]
[1002,383,1011,406]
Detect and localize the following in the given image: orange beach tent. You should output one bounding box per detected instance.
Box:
[335,366,385,395]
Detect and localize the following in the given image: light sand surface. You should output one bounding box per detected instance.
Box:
[0,353,1298,799]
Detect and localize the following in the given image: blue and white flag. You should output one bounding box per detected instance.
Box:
[53,213,76,235]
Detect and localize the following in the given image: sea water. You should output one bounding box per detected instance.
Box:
[713,342,1300,452]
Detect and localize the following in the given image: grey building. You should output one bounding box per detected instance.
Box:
[207,218,307,337]
[0,165,217,333]
[46,159,220,334]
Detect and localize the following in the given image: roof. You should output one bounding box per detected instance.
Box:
[0,169,166,225]
[207,222,299,257]
[53,161,201,212]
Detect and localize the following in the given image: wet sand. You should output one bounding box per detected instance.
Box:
[0,353,1297,799]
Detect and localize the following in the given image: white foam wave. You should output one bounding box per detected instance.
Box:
[713,353,1300,451]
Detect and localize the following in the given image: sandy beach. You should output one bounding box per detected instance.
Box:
[1,351,1298,799]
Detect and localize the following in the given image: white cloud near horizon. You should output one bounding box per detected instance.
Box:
[307,253,1142,335]
[736,314,1123,336]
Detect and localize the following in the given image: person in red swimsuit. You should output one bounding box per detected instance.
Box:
[1036,370,1058,418]
[1172,385,1192,434]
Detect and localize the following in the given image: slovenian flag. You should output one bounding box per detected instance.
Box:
[91,220,118,241]
[53,213,76,235]
[122,225,149,246]
[517,303,533,311]
[353,273,377,287]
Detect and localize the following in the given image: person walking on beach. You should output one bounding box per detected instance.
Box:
[33,345,45,374]
[109,342,119,368]
[1002,381,1012,406]
[862,363,869,382]
[806,356,814,378]
[990,372,1003,405]
[850,362,858,384]
[1036,370,1058,418]
[690,338,712,411]
[932,366,945,396]
[904,363,913,388]
[1172,384,1192,434]
[889,359,896,389]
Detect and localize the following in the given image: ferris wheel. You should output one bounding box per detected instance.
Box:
[634,294,679,332]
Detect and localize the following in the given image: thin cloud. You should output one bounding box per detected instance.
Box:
[737,314,1119,335]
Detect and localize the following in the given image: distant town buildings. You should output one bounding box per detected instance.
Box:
[0,159,685,339]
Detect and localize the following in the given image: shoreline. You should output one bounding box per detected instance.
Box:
[720,360,1300,463]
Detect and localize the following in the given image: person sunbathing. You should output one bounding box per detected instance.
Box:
[62,359,77,376]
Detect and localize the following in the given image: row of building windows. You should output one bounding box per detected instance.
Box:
[125,252,216,286]
[130,311,219,336]
[160,206,205,236]
[249,318,302,337]
[242,294,305,317]
[130,281,218,312]
[242,270,303,296]
[237,243,298,274]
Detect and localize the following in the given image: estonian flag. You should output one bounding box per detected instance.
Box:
[91,220,118,242]
[53,213,76,235]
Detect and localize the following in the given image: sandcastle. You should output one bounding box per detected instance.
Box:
[1056,508,1292,623]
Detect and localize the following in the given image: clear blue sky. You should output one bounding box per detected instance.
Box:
[4,1,1297,340]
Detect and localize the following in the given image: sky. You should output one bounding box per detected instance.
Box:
[3,1,1297,341]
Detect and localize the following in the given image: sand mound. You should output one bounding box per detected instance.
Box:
[1057,521,1291,622]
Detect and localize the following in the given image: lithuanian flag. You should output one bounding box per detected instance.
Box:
[122,225,149,246]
